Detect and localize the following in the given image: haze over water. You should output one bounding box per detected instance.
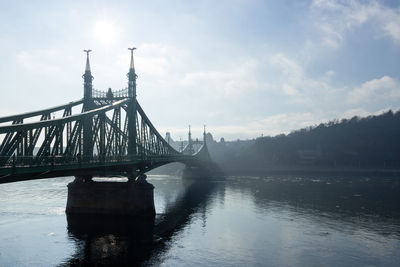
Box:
[0,175,399,266]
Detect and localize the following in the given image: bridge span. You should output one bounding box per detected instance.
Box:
[0,48,216,215]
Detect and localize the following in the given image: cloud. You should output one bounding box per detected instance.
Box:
[340,107,399,121]
[181,59,264,97]
[312,0,400,47]
[252,112,328,135]
[136,56,169,77]
[269,53,340,106]
[135,43,189,78]
[340,108,369,119]
[200,111,331,140]
[163,112,330,140]
[347,76,400,104]
[282,83,299,96]
[12,48,83,107]
[270,53,303,79]
[12,45,399,141]
[16,49,62,74]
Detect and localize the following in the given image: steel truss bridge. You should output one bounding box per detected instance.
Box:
[0,49,212,184]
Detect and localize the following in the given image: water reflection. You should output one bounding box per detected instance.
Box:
[63,176,400,265]
[66,214,155,265]
[1,175,399,266]
[64,179,218,266]
[228,176,400,237]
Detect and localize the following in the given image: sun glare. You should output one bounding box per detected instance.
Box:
[93,20,120,45]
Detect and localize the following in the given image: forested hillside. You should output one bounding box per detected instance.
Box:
[208,110,400,174]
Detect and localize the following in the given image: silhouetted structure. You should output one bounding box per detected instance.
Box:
[0,49,214,184]
[0,48,217,215]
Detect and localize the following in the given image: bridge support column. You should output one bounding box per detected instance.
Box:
[66,179,155,216]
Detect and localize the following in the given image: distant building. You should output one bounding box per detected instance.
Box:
[165,132,173,144]
[205,132,214,144]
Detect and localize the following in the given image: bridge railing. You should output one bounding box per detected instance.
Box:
[0,153,191,170]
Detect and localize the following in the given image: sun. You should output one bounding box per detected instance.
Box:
[93,20,120,46]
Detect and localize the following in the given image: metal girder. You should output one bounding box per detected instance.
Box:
[0,48,215,183]
[0,96,211,182]
[0,99,129,134]
[0,100,83,124]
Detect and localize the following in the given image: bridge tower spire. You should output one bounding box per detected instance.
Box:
[82,50,95,166]
[203,125,207,145]
[188,125,192,143]
[187,125,194,155]
[127,47,138,159]
[83,49,94,109]
[127,47,137,98]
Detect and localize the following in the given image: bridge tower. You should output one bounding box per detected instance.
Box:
[66,48,155,216]
[83,49,94,109]
[187,125,195,155]
[127,48,137,158]
[203,125,207,146]
[82,50,95,165]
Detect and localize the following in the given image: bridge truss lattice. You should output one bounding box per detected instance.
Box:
[0,49,211,183]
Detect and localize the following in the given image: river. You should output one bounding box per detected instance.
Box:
[0,175,399,266]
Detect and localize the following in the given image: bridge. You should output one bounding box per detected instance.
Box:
[0,48,215,215]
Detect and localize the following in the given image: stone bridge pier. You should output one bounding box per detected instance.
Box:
[66,175,155,217]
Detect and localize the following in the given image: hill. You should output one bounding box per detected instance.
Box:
[208,110,400,174]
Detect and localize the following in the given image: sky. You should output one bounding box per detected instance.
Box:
[0,0,399,141]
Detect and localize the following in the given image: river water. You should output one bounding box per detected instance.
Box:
[0,175,399,266]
